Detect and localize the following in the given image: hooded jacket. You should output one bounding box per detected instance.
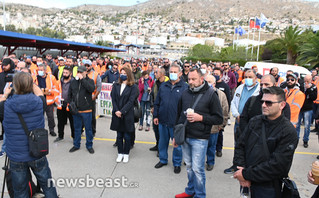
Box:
[3,93,45,162]
[0,58,15,94]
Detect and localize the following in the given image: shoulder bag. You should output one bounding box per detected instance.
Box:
[18,114,49,158]
[261,123,300,198]
[174,93,203,145]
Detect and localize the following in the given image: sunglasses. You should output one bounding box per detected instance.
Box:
[287,78,295,82]
[184,66,190,68]
[261,100,283,107]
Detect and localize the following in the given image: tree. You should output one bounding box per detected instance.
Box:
[188,44,213,59]
[297,32,319,67]
[277,26,301,64]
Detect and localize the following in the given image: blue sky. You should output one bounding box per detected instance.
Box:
[6,0,319,9]
[7,0,150,9]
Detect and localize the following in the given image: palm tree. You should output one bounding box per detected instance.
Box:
[277,26,301,64]
[297,32,319,67]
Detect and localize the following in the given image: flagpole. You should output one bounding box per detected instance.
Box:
[257,27,261,61]
[236,25,239,51]
[246,20,250,60]
[251,21,255,60]
[233,27,235,50]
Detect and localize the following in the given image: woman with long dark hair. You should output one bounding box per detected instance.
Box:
[110,67,138,163]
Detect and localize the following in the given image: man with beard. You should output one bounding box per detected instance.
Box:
[221,62,237,99]
[174,68,223,198]
[270,67,284,87]
[181,62,191,83]
[284,73,305,128]
[162,59,170,77]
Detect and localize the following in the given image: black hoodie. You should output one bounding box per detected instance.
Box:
[0,58,15,94]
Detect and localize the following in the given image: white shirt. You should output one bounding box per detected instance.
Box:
[120,83,126,96]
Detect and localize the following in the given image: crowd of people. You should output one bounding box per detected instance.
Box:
[1,52,319,197]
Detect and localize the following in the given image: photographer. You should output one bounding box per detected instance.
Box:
[0,58,15,141]
[0,72,58,197]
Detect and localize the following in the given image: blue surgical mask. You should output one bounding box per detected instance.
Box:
[120,74,127,81]
[169,73,178,81]
[38,71,44,76]
[108,65,112,70]
[213,75,220,82]
[245,78,254,87]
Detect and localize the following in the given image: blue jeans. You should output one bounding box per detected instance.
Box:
[73,112,93,149]
[206,133,219,166]
[158,123,182,166]
[250,185,276,198]
[182,138,208,198]
[140,101,151,126]
[1,133,6,152]
[9,157,58,198]
[234,121,239,144]
[296,110,312,142]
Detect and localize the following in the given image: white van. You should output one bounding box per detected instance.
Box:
[244,62,311,80]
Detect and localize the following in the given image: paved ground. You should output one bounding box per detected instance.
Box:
[0,116,318,198]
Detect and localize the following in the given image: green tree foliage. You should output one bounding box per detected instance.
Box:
[95,40,112,47]
[277,26,301,64]
[188,44,213,59]
[297,32,319,67]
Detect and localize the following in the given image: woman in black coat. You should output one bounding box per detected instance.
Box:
[110,67,138,163]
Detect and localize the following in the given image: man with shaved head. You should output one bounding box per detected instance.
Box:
[296,74,317,148]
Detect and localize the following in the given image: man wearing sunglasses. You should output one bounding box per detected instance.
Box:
[233,86,298,198]
[181,62,190,83]
[284,73,305,128]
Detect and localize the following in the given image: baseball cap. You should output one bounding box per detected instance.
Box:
[82,59,92,66]
[77,66,87,73]
[286,73,297,80]
[58,57,65,61]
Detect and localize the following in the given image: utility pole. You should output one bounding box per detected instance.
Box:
[136,0,140,56]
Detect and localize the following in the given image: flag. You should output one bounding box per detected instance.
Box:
[235,26,246,36]
[249,20,255,29]
[255,17,261,29]
[256,13,269,28]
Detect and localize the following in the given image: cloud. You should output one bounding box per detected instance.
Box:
[7,0,68,9]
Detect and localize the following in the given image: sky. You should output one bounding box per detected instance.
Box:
[6,0,150,9]
[5,0,319,9]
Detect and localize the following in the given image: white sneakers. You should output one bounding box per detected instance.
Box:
[116,154,123,163]
[123,154,129,163]
[116,154,129,163]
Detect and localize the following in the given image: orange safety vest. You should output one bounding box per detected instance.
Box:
[30,64,52,79]
[34,74,58,105]
[314,79,319,104]
[88,70,98,96]
[55,79,70,111]
[276,77,284,87]
[237,70,244,83]
[95,65,106,76]
[285,88,305,127]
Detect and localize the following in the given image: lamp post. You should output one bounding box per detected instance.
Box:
[3,0,5,31]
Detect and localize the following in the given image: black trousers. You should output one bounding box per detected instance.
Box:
[57,107,74,139]
[117,131,131,154]
[45,104,56,133]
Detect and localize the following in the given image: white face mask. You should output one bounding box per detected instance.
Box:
[38,70,45,76]
[200,69,207,75]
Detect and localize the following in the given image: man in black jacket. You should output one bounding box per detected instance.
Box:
[174,68,223,198]
[296,74,317,148]
[68,66,95,154]
[233,86,298,198]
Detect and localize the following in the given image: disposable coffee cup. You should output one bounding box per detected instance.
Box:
[311,161,319,185]
[186,108,194,115]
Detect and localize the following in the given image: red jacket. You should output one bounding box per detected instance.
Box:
[138,76,154,101]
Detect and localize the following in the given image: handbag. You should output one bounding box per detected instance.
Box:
[174,93,203,145]
[134,99,142,123]
[261,123,300,198]
[18,114,49,158]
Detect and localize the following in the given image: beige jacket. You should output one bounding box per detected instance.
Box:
[211,89,229,134]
